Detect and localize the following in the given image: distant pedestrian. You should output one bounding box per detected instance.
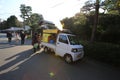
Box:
[20,31,26,45]
[6,31,12,43]
[14,32,20,44]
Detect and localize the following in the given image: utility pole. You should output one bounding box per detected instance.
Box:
[90,0,100,43]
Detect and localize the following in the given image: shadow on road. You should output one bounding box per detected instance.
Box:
[0,48,33,73]
[0,49,46,80]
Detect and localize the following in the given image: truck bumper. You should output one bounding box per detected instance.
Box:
[72,51,84,61]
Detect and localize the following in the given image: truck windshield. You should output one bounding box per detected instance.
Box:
[68,35,80,45]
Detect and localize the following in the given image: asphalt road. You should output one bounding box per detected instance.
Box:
[0,33,120,80]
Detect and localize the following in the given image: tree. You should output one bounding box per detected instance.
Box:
[20,4,32,27]
[60,17,74,31]
[81,0,95,14]
[98,14,120,44]
[28,13,44,30]
[61,13,91,40]
[90,0,100,43]
[80,0,103,42]
[7,15,22,28]
[102,0,120,15]
[0,20,7,30]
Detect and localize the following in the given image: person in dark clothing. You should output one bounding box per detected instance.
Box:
[20,31,26,45]
[6,31,12,43]
[32,33,41,52]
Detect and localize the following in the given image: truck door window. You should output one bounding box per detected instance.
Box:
[59,35,68,44]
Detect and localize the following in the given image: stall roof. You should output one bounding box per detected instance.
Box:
[5,27,24,31]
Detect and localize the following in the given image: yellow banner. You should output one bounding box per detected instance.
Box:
[42,33,51,42]
[43,29,58,33]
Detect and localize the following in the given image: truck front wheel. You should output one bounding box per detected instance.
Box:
[64,54,73,63]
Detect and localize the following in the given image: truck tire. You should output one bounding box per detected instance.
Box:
[64,54,73,63]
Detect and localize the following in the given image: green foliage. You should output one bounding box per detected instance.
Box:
[61,17,74,30]
[81,41,120,66]
[62,0,120,43]
[98,14,120,44]
[20,4,32,26]
[61,13,120,44]
[0,15,22,30]
[103,0,120,14]
[0,20,8,30]
[20,4,32,18]
[20,4,44,30]
[28,13,44,30]
[61,14,91,40]
[80,0,95,14]
[7,15,22,27]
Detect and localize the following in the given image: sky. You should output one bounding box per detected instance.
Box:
[0,0,88,28]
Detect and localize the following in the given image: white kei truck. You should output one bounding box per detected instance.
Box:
[41,29,84,63]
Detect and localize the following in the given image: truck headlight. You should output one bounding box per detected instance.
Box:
[72,48,77,52]
[71,48,83,53]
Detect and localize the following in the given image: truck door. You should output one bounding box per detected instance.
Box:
[56,35,69,57]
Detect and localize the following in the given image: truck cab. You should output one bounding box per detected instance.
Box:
[55,33,84,63]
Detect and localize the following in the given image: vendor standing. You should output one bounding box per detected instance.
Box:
[32,33,41,52]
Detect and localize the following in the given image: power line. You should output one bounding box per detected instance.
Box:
[51,2,64,8]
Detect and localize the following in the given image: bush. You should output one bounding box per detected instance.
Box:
[80,41,120,66]
[26,34,32,39]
